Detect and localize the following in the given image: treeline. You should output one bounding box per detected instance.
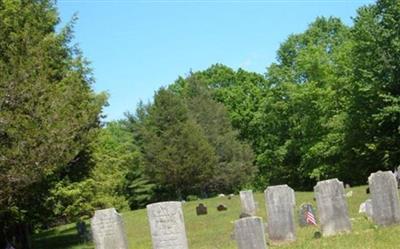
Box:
[1,0,399,247]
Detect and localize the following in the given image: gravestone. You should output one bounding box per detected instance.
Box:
[314,179,351,236]
[196,203,207,215]
[265,185,296,242]
[368,171,400,226]
[240,190,257,216]
[234,217,268,249]
[147,201,189,249]
[298,203,317,227]
[217,204,228,211]
[91,208,128,249]
[359,199,373,218]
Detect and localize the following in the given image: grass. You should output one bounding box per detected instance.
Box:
[33,185,400,249]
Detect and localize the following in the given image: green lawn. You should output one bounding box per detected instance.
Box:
[33,185,400,249]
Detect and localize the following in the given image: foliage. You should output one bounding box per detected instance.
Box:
[0,0,106,243]
[182,76,256,193]
[133,88,218,199]
[344,0,400,181]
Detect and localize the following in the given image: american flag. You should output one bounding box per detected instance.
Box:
[305,205,317,225]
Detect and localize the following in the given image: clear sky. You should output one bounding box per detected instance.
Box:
[57,0,374,121]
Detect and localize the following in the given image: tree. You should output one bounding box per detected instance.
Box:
[133,88,218,199]
[344,0,400,181]
[261,17,352,188]
[183,76,256,193]
[0,0,106,245]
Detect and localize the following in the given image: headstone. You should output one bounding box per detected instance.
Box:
[217,204,228,211]
[147,201,189,249]
[298,203,317,227]
[314,179,351,236]
[91,208,128,249]
[234,217,268,249]
[368,171,400,226]
[218,194,225,198]
[359,199,373,218]
[345,191,353,198]
[365,199,373,218]
[239,212,252,219]
[265,185,296,242]
[240,190,257,216]
[345,184,351,189]
[76,221,89,242]
[196,203,207,215]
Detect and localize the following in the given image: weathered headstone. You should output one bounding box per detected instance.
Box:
[147,201,189,249]
[240,190,257,216]
[314,179,351,236]
[368,171,400,226]
[359,199,373,218]
[196,203,207,215]
[234,217,268,249]
[298,203,317,227]
[91,208,128,249]
[217,204,228,211]
[265,185,296,242]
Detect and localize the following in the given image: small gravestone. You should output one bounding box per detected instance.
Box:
[298,203,317,227]
[91,208,128,249]
[76,220,90,242]
[196,203,207,215]
[147,202,189,249]
[240,190,257,216]
[359,199,373,218]
[234,217,268,249]
[368,171,400,226]
[239,212,252,219]
[265,185,296,242]
[217,204,228,211]
[314,179,351,236]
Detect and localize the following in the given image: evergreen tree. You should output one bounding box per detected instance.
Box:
[134,88,218,199]
[0,0,106,245]
[183,76,256,193]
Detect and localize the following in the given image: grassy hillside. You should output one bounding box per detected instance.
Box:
[33,185,400,249]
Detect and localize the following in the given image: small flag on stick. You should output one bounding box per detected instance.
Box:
[305,205,317,225]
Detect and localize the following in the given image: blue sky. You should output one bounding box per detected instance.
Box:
[57,0,374,121]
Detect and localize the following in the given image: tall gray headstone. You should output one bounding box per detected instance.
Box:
[240,190,257,216]
[91,208,128,249]
[234,217,267,249]
[147,201,189,249]
[265,185,296,242]
[368,171,400,226]
[314,179,351,236]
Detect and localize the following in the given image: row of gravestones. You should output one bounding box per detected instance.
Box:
[90,170,400,249]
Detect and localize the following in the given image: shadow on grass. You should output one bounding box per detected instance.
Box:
[32,224,93,249]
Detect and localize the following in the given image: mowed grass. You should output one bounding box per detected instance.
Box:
[33,185,400,249]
